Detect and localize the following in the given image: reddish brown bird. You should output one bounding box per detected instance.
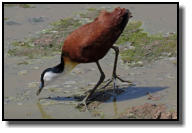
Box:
[37,7,133,107]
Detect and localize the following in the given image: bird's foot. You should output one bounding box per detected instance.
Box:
[114,74,135,86]
[100,74,135,96]
[75,96,89,111]
[99,77,117,96]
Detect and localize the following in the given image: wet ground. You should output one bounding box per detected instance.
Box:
[4,4,177,119]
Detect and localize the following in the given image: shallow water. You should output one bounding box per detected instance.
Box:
[4,4,177,119]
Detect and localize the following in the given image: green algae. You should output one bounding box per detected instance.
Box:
[116,21,177,65]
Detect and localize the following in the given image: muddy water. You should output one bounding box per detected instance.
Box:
[4,4,177,119]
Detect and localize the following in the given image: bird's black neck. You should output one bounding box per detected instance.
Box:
[51,56,64,73]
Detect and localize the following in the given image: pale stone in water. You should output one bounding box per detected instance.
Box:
[33,66,39,70]
[129,46,135,50]
[18,70,28,75]
[137,61,143,65]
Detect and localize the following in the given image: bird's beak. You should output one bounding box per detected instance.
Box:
[128,12,133,18]
[125,9,133,18]
[36,82,44,96]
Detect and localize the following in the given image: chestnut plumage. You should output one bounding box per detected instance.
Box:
[37,7,132,108]
[62,7,131,63]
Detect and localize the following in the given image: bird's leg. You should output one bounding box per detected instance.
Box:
[100,46,133,95]
[111,46,119,92]
[76,61,105,110]
[111,46,133,87]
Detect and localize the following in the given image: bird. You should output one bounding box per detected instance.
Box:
[36,7,133,107]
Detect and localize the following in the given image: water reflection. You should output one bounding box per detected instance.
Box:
[113,97,118,117]
[36,102,53,119]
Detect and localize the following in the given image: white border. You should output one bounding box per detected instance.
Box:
[1,0,192,132]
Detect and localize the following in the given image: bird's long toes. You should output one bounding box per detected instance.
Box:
[75,99,89,111]
[115,75,135,86]
[123,80,136,86]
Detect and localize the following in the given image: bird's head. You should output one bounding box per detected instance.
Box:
[36,56,78,96]
[36,56,65,96]
[36,67,61,96]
